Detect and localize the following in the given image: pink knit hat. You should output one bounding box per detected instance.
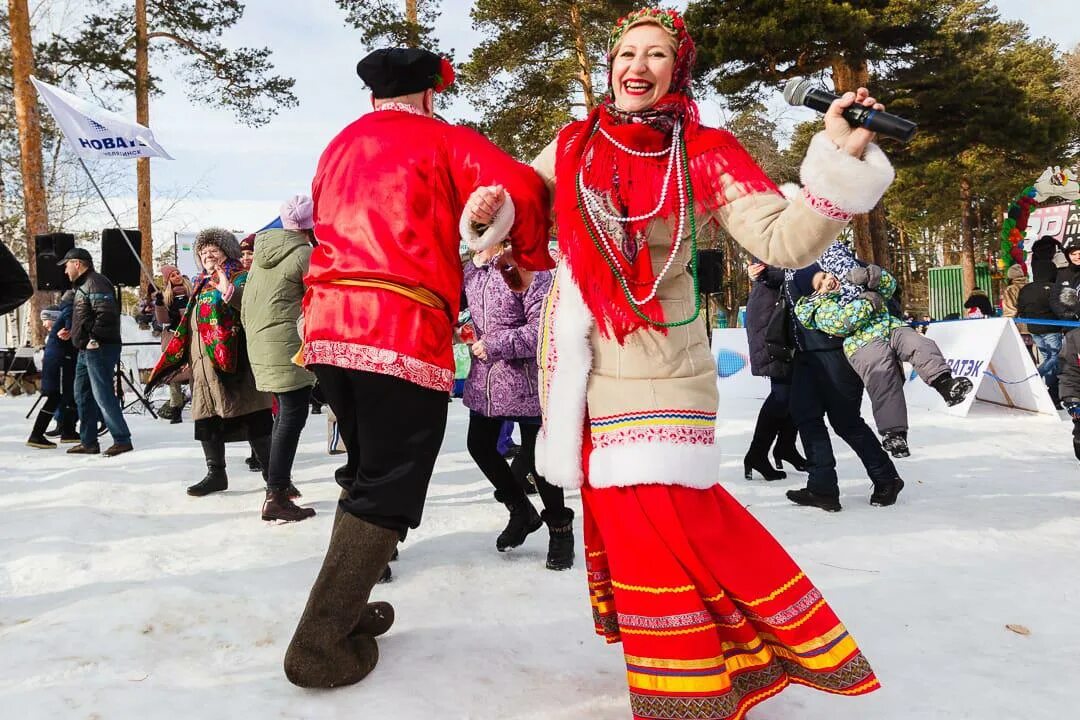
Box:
[280,195,314,230]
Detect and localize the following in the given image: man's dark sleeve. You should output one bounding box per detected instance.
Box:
[0,241,33,315]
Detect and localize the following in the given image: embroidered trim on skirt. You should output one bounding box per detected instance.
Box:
[582,480,879,720]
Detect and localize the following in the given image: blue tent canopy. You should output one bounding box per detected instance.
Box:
[257,216,283,232]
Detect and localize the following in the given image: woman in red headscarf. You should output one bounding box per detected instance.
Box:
[465,7,895,719]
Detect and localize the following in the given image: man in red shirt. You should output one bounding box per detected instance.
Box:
[284,47,551,688]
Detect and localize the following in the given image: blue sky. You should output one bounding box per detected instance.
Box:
[64,0,1080,252]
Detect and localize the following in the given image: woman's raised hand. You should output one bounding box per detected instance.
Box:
[466,185,506,226]
[824,87,885,159]
[213,266,230,295]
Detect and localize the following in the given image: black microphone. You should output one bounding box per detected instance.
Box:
[783,77,917,143]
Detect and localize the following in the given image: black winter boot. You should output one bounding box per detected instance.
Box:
[284,513,399,688]
[496,494,543,552]
[744,407,786,481]
[542,508,575,571]
[931,374,973,407]
[882,431,910,458]
[870,478,905,507]
[27,406,57,448]
[188,440,228,496]
[772,417,807,471]
[786,487,842,512]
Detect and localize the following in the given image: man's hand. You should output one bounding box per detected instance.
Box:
[57,328,71,341]
[747,262,766,281]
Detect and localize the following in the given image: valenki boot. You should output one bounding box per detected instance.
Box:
[284,512,399,688]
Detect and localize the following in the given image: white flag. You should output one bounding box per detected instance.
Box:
[30,76,173,160]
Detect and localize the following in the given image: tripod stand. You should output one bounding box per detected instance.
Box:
[114,353,157,418]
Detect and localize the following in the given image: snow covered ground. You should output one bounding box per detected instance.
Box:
[1,394,1078,719]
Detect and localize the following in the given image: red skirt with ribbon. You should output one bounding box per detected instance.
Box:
[582,455,879,719]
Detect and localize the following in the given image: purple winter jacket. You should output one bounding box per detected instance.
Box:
[462,261,552,418]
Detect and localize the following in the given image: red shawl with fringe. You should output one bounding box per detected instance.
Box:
[554,97,779,342]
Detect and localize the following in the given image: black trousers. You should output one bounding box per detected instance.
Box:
[314,365,448,537]
[466,413,566,515]
[789,349,898,498]
[267,386,312,490]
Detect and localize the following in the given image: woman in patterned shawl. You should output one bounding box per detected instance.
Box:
[463,7,894,719]
[148,228,308,520]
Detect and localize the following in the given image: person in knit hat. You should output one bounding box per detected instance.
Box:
[154,263,194,422]
[1000,263,1030,333]
[240,196,321,524]
[239,234,256,270]
[26,299,78,447]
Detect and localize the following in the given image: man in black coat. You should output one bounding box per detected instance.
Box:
[0,240,33,315]
[782,263,903,512]
[1017,258,1061,406]
[58,247,133,457]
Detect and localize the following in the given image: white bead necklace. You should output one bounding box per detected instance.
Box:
[578,122,688,307]
[580,120,680,224]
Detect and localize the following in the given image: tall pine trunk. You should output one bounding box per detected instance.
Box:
[405,0,418,46]
[831,58,888,266]
[569,2,596,111]
[135,0,153,290]
[8,0,50,345]
[959,176,976,297]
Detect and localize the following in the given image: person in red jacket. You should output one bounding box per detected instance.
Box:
[284,47,552,689]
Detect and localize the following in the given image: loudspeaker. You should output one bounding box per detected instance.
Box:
[34,232,75,291]
[697,248,724,295]
[100,228,142,287]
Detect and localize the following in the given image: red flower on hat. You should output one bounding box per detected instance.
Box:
[435,57,455,92]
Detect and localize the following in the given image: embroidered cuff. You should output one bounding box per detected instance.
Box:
[802,188,854,223]
[460,193,516,252]
[799,132,895,215]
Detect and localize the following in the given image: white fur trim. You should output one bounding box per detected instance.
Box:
[799,132,895,214]
[778,182,801,200]
[588,442,722,490]
[535,264,593,490]
[460,193,516,252]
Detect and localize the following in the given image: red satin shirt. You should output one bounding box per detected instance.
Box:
[302,108,552,391]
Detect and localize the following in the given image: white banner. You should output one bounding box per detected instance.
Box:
[711,329,770,401]
[905,318,1058,417]
[30,76,173,160]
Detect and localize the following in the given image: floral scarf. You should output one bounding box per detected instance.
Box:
[146,258,248,392]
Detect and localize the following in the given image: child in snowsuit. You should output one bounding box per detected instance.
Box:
[795,265,972,457]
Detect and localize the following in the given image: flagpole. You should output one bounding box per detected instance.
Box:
[74,156,156,289]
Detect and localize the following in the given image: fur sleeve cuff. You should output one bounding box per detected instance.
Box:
[460,194,516,252]
[799,132,895,215]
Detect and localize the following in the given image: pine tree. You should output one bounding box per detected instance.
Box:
[881,0,1076,296]
[460,0,637,160]
[335,0,444,52]
[685,0,940,264]
[53,1,297,288]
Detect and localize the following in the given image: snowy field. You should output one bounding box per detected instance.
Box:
[1,393,1078,719]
